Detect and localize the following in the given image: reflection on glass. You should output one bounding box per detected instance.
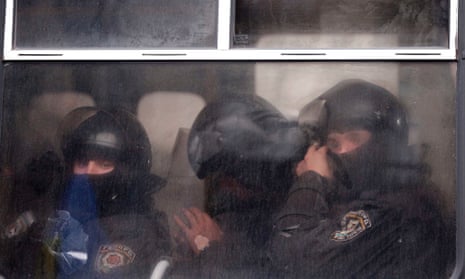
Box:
[0,62,456,278]
[15,0,218,48]
[234,0,449,48]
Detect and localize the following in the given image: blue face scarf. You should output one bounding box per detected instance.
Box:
[60,175,98,224]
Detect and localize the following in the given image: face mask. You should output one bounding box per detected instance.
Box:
[87,172,122,201]
[61,175,98,224]
[62,169,132,220]
[330,135,387,194]
[205,173,257,216]
[87,169,139,217]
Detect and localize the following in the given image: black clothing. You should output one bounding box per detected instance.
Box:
[173,95,300,278]
[1,175,171,279]
[70,213,170,279]
[2,106,170,279]
[55,173,170,278]
[270,171,451,279]
[271,80,452,278]
[298,79,411,194]
[54,106,170,278]
[171,209,272,278]
[0,151,63,278]
[61,173,164,222]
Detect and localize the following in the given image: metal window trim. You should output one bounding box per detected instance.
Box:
[2,0,459,61]
[451,0,465,278]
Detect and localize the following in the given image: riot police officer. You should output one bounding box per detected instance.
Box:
[172,94,305,278]
[3,107,171,279]
[55,106,171,279]
[270,80,452,278]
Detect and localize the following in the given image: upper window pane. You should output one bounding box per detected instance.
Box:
[234,0,450,49]
[4,0,456,60]
[14,0,218,49]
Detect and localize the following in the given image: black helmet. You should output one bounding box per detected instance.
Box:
[58,107,159,217]
[188,94,305,215]
[188,94,306,180]
[299,79,408,145]
[59,107,152,172]
[299,79,413,193]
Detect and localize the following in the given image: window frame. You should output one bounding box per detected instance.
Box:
[0,0,463,278]
[453,0,465,277]
[2,0,459,61]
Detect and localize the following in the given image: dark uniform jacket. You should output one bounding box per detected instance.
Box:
[170,209,272,279]
[269,171,452,279]
[59,173,171,279]
[1,212,170,279]
[1,173,171,279]
[69,213,171,279]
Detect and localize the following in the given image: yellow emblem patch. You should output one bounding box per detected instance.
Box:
[330,210,372,242]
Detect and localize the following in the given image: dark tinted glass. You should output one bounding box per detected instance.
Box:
[15,0,218,48]
[0,62,456,277]
[234,0,449,48]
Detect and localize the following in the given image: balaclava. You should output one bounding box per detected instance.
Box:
[299,79,410,194]
[58,107,157,220]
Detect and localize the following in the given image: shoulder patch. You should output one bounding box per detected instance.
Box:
[95,243,136,273]
[330,210,372,242]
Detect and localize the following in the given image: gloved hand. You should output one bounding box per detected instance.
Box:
[43,210,89,275]
[2,211,36,239]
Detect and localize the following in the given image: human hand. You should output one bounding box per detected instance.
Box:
[295,144,333,179]
[43,210,88,275]
[3,211,35,239]
[174,207,223,255]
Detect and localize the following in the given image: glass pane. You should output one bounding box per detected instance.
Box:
[14,0,218,49]
[0,62,456,278]
[234,0,450,48]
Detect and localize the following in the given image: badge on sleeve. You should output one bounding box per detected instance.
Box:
[330,210,372,242]
[95,244,136,273]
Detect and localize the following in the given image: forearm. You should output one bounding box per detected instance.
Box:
[274,171,334,233]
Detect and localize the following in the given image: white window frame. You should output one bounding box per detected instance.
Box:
[3,0,459,61]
